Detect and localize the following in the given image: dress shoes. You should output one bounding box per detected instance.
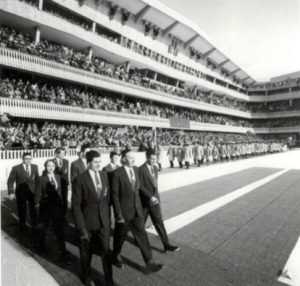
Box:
[146,260,165,273]
[164,244,180,252]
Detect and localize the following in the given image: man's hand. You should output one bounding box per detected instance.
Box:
[116,217,125,224]
[8,194,15,201]
[80,230,90,241]
[150,196,159,205]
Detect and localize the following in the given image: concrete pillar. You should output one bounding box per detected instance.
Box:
[265,90,268,96]
[87,46,93,60]
[38,0,44,10]
[289,98,293,107]
[153,72,158,81]
[92,22,96,33]
[35,26,41,44]
[175,80,179,88]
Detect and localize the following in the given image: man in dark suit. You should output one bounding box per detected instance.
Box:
[112,150,164,273]
[53,147,69,217]
[70,143,91,185]
[102,151,120,188]
[139,149,179,252]
[72,151,113,286]
[7,152,39,233]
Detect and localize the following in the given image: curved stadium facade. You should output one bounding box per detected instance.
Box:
[0,0,300,151]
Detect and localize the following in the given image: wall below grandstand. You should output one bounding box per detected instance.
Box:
[0,150,171,192]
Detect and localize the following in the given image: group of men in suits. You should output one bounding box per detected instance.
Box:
[7,144,179,286]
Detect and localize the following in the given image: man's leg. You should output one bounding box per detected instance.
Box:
[130,216,152,263]
[113,221,129,262]
[27,191,37,229]
[16,193,27,232]
[79,233,93,282]
[143,207,150,224]
[98,228,113,283]
[148,204,169,247]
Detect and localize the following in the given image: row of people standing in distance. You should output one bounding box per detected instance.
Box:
[167,141,284,169]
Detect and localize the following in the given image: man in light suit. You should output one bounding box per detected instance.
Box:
[53,147,69,217]
[183,142,192,169]
[177,143,184,168]
[166,143,176,168]
[139,149,179,252]
[7,152,39,233]
[71,143,91,185]
[112,150,164,273]
[72,150,113,286]
[195,141,204,167]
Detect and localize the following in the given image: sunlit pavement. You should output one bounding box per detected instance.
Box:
[3,149,300,286]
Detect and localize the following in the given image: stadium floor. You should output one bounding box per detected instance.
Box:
[2,150,300,286]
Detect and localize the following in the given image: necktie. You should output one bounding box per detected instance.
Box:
[26,165,30,177]
[150,166,158,187]
[94,171,102,197]
[129,168,135,190]
[58,159,62,168]
[150,166,155,177]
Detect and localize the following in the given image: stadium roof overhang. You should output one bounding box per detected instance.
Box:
[112,0,256,85]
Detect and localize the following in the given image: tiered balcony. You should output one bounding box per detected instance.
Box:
[0,97,253,133]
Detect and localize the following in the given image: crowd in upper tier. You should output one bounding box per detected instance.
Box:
[1,25,300,115]
[0,118,288,151]
[0,72,251,127]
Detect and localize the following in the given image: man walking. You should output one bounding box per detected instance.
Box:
[7,152,39,234]
[72,150,113,286]
[111,150,164,273]
[70,143,91,185]
[139,149,179,252]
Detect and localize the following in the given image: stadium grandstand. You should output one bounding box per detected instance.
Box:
[1,0,300,286]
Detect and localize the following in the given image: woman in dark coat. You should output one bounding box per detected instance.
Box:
[35,159,70,263]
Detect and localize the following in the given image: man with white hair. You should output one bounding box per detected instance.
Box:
[111,150,164,273]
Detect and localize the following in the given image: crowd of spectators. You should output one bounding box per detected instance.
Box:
[249,100,300,113]
[2,25,300,116]
[253,118,300,128]
[0,72,252,127]
[0,25,250,111]
[43,0,91,30]
[0,119,286,151]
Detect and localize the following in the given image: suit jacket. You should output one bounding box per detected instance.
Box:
[139,163,159,207]
[70,158,86,185]
[112,166,143,221]
[177,147,184,161]
[103,163,119,188]
[53,158,69,185]
[7,163,39,195]
[34,174,62,205]
[102,163,119,173]
[183,145,193,161]
[167,147,176,160]
[72,170,110,232]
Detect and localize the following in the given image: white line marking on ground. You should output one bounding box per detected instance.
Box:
[278,236,300,286]
[147,169,289,235]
